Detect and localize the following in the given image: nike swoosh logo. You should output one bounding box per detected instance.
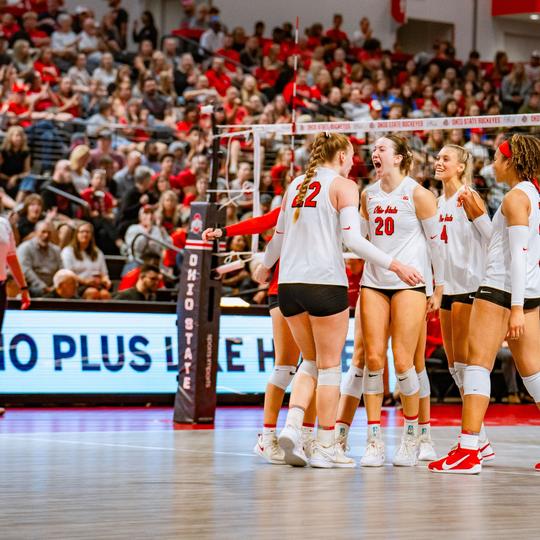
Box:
[343,226,351,230]
[289,371,296,376]
[258,444,264,452]
[368,374,377,377]
[468,295,476,300]
[442,454,469,470]
[276,231,284,235]
[523,248,528,252]
[430,235,438,240]
[354,374,363,378]
[398,377,406,381]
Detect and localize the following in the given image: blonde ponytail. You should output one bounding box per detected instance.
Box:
[293,132,351,223]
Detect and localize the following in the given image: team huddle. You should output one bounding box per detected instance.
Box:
[203,131,540,474]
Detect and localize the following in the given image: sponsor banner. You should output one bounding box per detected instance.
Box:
[0,310,397,394]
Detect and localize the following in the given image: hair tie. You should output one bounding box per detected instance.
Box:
[499,139,512,158]
[324,131,330,138]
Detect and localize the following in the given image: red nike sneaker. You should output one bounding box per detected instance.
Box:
[428,445,482,474]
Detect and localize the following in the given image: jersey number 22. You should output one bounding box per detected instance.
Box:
[291,181,321,208]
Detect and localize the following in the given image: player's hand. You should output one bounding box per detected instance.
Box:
[202,227,222,241]
[457,185,484,220]
[506,306,525,340]
[20,289,31,310]
[390,260,424,287]
[426,285,443,318]
[252,263,271,284]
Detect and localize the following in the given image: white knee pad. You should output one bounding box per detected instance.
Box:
[417,369,431,399]
[268,365,296,390]
[453,362,467,390]
[462,365,491,397]
[363,369,384,395]
[396,367,420,396]
[297,359,318,381]
[341,364,363,399]
[522,372,540,403]
[318,366,342,387]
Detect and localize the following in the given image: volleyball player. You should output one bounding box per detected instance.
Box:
[256,132,423,468]
[203,210,317,465]
[0,214,31,416]
[359,134,444,467]
[434,144,495,461]
[430,134,540,474]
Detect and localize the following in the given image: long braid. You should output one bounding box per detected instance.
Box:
[293,134,326,223]
[508,134,540,193]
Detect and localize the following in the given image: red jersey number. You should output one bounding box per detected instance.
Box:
[374,216,395,236]
[291,181,321,208]
[441,224,448,244]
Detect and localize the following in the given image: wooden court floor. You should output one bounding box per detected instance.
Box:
[0,406,538,540]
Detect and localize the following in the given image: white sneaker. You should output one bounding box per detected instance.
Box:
[278,425,308,467]
[253,433,285,465]
[479,440,495,463]
[310,441,357,469]
[418,434,437,461]
[360,436,385,467]
[301,427,315,459]
[335,425,350,453]
[393,434,419,467]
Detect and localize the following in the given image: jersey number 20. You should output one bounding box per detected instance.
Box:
[374,216,395,236]
[291,181,321,208]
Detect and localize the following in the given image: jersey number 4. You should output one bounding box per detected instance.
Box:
[291,181,321,208]
[374,216,395,236]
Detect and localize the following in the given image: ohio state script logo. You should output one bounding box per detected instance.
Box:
[190,213,203,234]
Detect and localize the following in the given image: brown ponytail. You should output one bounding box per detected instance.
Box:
[384,134,413,174]
[293,132,351,223]
[503,134,540,184]
[444,144,473,185]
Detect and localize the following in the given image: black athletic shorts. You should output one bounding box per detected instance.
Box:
[361,286,426,300]
[268,294,279,311]
[440,292,476,311]
[278,284,349,317]
[475,286,540,310]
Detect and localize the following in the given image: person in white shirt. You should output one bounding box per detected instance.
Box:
[464,129,489,163]
[199,16,224,54]
[61,221,111,300]
[525,50,540,82]
[51,14,78,71]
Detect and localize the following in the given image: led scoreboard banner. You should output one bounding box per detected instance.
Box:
[0,308,388,395]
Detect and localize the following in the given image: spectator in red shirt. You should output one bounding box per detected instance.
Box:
[118,251,165,291]
[223,86,248,125]
[152,153,177,188]
[0,13,20,41]
[34,47,60,85]
[175,103,199,139]
[270,148,299,195]
[2,84,32,127]
[11,11,50,48]
[325,13,348,46]
[216,34,241,73]
[205,57,231,96]
[282,69,321,112]
[54,76,82,118]
[80,169,116,218]
[171,154,208,191]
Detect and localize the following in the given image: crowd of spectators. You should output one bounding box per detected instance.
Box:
[0,1,539,307]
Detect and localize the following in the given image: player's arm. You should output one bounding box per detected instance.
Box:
[202,207,280,241]
[335,178,423,286]
[502,189,531,339]
[458,186,492,243]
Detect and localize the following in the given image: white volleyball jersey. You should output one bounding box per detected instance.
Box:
[438,186,488,295]
[483,181,540,298]
[361,176,433,292]
[278,166,348,287]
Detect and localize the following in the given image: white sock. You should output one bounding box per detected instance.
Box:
[460,432,479,450]
[403,415,419,438]
[479,423,487,443]
[286,406,304,429]
[336,422,350,440]
[419,422,430,438]
[317,427,335,447]
[262,425,276,436]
